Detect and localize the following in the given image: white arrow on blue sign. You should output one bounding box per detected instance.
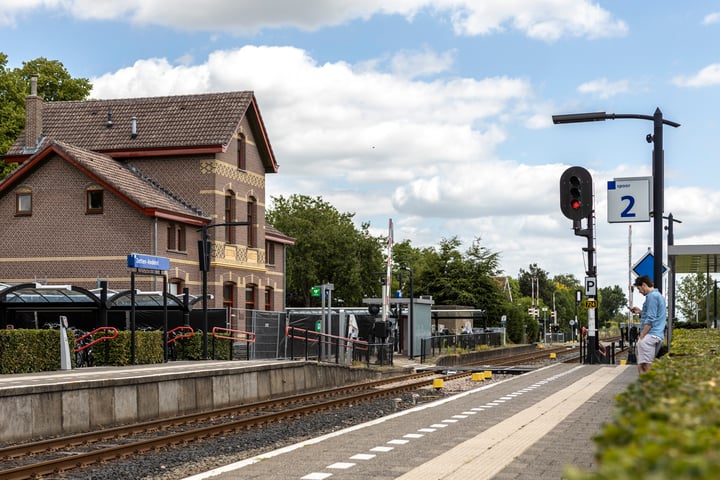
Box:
[632,251,668,282]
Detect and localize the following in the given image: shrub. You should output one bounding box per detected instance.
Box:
[565,329,720,479]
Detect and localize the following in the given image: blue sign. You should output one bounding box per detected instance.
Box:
[632,251,667,281]
[127,253,170,271]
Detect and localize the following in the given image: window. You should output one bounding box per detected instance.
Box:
[16,190,32,216]
[223,282,236,310]
[167,224,187,252]
[247,197,257,248]
[237,133,246,170]
[265,241,275,265]
[264,287,273,311]
[86,188,103,214]
[245,284,257,310]
[169,279,184,296]
[225,191,235,244]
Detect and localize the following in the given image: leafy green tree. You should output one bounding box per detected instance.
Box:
[677,273,713,324]
[598,284,627,327]
[0,53,91,159]
[266,194,384,307]
[518,264,552,301]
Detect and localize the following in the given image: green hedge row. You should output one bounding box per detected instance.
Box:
[0,329,232,374]
[566,329,720,480]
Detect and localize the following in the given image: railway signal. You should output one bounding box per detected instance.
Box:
[559,166,593,221]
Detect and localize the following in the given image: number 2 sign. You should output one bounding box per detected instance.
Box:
[607,177,651,223]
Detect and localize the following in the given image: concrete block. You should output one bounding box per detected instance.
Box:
[89,387,115,428]
[114,385,137,424]
[137,382,159,421]
[0,395,33,442]
[32,392,61,439]
[62,389,89,434]
[256,369,271,399]
[178,379,197,413]
[158,381,179,416]
[212,375,230,408]
[196,377,214,410]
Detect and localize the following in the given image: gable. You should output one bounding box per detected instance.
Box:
[0,140,208,224]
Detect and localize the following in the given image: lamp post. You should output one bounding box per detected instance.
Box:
[198,221,249,360]
[552,109,680,292]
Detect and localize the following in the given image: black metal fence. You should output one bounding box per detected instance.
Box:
[420,332,502,363]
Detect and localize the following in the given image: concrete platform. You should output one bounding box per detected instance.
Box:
[0,360,396,443]
[183,363,637,480]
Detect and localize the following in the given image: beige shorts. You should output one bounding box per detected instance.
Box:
[637,335,663,364]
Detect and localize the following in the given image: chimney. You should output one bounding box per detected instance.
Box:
[24,75,43,151]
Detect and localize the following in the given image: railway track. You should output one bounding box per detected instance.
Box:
[1,341,627,479]
[0,370,467,480]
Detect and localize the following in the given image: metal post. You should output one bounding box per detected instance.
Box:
[201,224,209,360]
[652,108,664,292]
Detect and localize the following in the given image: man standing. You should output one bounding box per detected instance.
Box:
[629,275,667,373]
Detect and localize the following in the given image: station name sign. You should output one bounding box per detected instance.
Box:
[127,253,170,271]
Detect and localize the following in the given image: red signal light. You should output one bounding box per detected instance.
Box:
[571,199,581,210]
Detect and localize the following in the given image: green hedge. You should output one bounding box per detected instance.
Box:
[565,329,720,479]
[0,328,231,373]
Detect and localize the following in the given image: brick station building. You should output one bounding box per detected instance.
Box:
[0,77,294,325]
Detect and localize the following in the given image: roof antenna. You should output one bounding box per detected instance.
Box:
[107,109,113,128]
[131,116,137,139]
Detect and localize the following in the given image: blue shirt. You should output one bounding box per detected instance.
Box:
[641,289,667,338]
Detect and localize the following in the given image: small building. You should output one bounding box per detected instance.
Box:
[362,297,433,358]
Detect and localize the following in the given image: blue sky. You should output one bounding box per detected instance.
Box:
[2,1,720,310]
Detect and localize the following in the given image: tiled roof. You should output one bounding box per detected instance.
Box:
[0,140,208,222]
[6,91,255,156]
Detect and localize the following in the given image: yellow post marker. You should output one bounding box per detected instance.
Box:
[484,370,493,379]
[549,352,557,359]
[433,378,445,389]
[620,359,627,365]
[471,372,484,382]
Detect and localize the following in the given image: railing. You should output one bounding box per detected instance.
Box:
[73,327,119,368]
[420,332,502,363]
[211,326,256,360]
[73,327,119,353]
[285,326,372,366]
[166,325,194,344]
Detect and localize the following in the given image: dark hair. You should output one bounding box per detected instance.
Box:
[634,275,653,288]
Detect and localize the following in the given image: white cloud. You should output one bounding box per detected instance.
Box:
[0,0,627,40]
[673,64,720,87]
[577,78,630,99]
[702,12,720,25]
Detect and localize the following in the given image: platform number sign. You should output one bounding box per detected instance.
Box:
[607,177,651,223]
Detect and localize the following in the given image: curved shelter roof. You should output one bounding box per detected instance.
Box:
[0,283,189,311]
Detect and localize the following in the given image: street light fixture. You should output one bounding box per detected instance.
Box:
[552,109,680,292]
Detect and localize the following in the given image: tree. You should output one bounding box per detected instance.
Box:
[0,54,92,159]
[677,273,713,324]
[597,284,627,327]
[266,194,384,307]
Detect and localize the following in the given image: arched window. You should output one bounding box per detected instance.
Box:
[237,133,246,170]
[223,282,236,310]
[264,287,273,311]
[245,284,257,310]
[225,191,236,244]
[247,196,257,248]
